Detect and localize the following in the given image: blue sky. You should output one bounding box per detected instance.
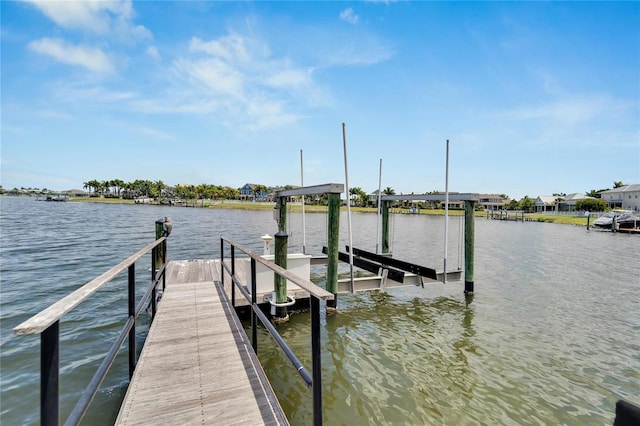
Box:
[2,1,639,199]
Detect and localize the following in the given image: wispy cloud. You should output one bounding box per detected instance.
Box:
[340,8,359,25]
[22,0,150,41]
[160,33,323,129]
[134,126,175,141]
[51,81,137,103]
[146,45,160,60]
[28,38,115,73]
[498,95,633,126]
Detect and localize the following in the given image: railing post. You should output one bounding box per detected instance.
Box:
[128,264,136,379]
[251,258,258,354]
[151,247,157,319]
[162,238,167,292]
[231,245,236,307]
[220,238,225,289]
[311,296,323,426]
[41,320,59,426]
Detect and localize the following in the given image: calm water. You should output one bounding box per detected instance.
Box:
[1,196,638,425]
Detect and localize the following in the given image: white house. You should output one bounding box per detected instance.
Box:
[600,184,640,212]
[559,193,595,212]
[534,196,558,212]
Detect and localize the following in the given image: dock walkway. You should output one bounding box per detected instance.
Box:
[116,259,288,425]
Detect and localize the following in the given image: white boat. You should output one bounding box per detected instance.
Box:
[592,209,639,229]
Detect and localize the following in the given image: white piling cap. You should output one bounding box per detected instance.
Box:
[261,234,273,242]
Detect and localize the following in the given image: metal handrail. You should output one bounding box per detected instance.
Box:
[13,220,170,426]
[220,236,332,426]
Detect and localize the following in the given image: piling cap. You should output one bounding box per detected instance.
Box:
[261,234,273,242]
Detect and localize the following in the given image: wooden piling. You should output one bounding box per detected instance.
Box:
[381,200,391,254]
[326,193,340,310]
[274,197,289,320]
[464,201,475,294]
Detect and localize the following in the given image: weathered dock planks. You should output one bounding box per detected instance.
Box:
[116,259,288,425]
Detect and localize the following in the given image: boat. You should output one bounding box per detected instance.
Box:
[592,209,640,229]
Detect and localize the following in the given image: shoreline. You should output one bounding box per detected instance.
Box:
[65,196,592,226]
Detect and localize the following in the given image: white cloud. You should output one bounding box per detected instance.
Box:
[163,32,324,129]
[146,45,160,60]
[28,37,115,73]
[189,34,254,63]
[22,0,150,41]
[498,95,630,126]
[174,58,244,96]
[265,68,312,89]
[340,8,359,25]
[135,126,174,141]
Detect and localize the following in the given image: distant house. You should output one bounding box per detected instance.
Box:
[478,194,508,211]
[61,189,90,197]
[239,183,268,202]
[534,196,558,212]
[600,185,640,211]
[558,193,595,212]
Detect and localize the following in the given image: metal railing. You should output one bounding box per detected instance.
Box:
[220,236,334,426]
[13,219,170,426]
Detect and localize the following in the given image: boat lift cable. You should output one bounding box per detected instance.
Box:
[300,149,306,255]
[458,214,463,271]
[443,139,450,284]
[376,158,382,254]
[342,123,355,293]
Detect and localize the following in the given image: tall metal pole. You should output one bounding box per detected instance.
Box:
[342,123,354,293]
[376,158,383,254]
[300,149,306,254]
[444,139,450,284]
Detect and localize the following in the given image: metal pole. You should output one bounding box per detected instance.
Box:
[231,245,236,307]
[301,149,306,255]
[128,264,136,379]
[41,321,59,426]
[151,247,157,319]
[376,159,383,254]
[342,123,355,293]
[444,139,450,284]
[311,296,323,426]
[220,238,224,289]
[251,258,258,353]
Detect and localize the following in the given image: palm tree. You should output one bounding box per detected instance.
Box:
[383,187,395,196]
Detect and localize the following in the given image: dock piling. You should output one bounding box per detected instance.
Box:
[464,201,475,294]
[382,200,391,254]
[326,192,340,311]
[274,197,289,321]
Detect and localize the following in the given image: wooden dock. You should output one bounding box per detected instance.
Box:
[116,259,289,425]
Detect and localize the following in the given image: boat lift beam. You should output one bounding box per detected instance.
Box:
[378,193,477,295]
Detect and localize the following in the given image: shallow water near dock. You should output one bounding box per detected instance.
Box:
[1,196,638,424]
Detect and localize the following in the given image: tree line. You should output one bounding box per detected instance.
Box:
[2,180,626,212]
[82,179,246,200]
